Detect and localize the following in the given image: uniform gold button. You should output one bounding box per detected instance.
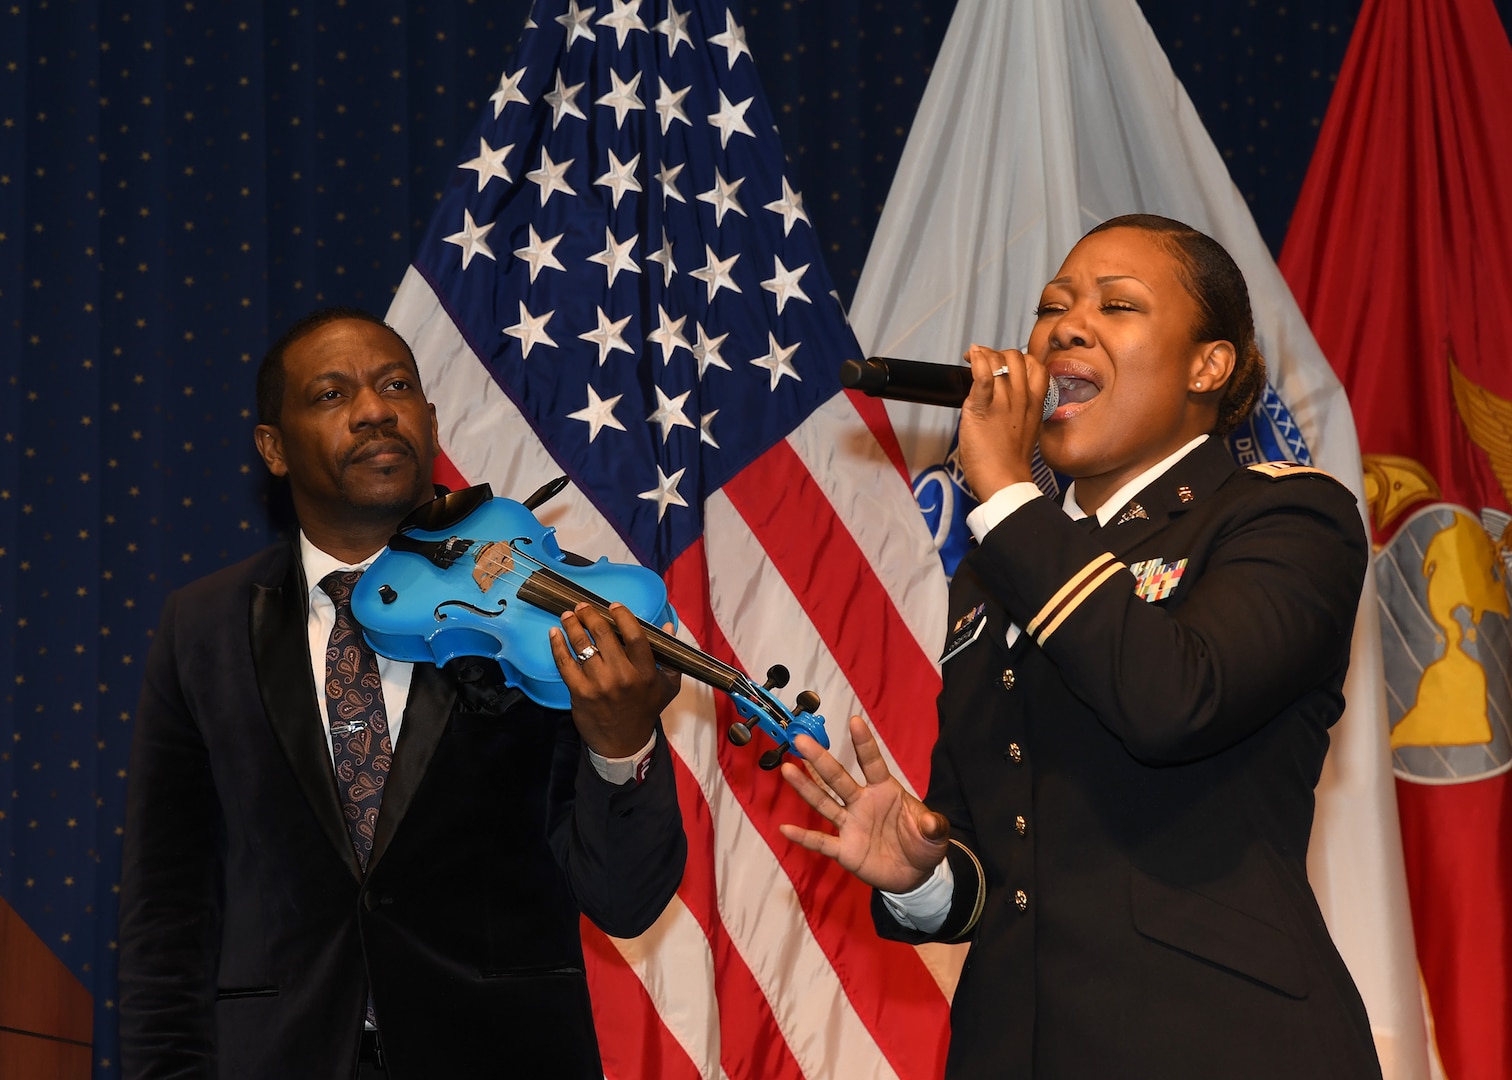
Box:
[1014,889,1028,911]
[1015,815,1027,836]
[1001,668,1016,690]
[1006,742,1023,764]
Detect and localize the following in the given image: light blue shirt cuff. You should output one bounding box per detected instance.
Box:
[879,856,955,932]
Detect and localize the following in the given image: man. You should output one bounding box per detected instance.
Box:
[118,307,687,1079]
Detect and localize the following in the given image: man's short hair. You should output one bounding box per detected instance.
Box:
[255,307,421,426]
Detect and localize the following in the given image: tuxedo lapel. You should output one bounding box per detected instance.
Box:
[249,546,363,881]
[368,661,455,874]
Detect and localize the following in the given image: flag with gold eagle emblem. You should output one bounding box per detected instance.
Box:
[1280,0,1512,1074]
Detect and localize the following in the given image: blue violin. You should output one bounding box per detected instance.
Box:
[350,479,829,769]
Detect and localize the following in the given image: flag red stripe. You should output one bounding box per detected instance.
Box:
[722,439,942,791]
[667,747,810,1080]
[668,537,951,1080]
[583,919,705,1080]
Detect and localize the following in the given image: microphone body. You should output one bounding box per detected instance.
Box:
[841,356,1059,420]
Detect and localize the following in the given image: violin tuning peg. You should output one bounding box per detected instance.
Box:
[727,722,753,747]
[795,690,821,715]
[759,747,788,771]
[763,665,790,691]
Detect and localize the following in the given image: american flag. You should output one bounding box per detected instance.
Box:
[385,1,957,1075]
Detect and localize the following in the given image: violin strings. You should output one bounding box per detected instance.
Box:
[413,535,747,687]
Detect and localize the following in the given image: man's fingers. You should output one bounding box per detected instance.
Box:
[548,626,589,691]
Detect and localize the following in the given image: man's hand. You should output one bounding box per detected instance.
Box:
[550,602,681,758]
[778,715,950,894]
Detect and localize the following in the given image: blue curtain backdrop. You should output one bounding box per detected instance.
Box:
[3,1,1506,1073]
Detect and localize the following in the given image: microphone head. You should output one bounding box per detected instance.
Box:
[1041,375,1061,421]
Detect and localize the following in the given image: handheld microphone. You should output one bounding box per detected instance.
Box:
[839,356,1060,420]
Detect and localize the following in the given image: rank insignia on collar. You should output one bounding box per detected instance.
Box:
[1176,485,1195,503]
[1115,501,1149,524]
[1129,557,1189,602]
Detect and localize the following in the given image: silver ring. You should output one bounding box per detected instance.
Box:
[991,365,1012,377]
[575,645,598,662]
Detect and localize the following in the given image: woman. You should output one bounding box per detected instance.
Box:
[780,215,1381,1078]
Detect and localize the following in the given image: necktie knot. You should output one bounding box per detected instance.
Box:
[319,568,363,608]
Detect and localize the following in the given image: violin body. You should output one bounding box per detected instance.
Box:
[352,484,828,767]
[352,494,675,712]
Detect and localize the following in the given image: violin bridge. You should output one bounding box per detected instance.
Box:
[471,540,515,593]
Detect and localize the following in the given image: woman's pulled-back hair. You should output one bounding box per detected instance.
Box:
[1086,213,1265,437]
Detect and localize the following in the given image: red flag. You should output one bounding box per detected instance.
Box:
[1280,0,1512,1075]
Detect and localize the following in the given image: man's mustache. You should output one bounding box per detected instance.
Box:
[342,431,417,468]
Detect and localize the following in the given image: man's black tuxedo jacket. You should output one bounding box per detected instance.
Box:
[118,539,687,1079]
[876,439,1383,1079]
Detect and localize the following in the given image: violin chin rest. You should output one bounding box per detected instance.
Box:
[397,483,494,534]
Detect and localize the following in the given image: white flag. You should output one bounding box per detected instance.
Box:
[848,1,1429,1075]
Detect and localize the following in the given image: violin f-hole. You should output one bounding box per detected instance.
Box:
[435,599,507,621]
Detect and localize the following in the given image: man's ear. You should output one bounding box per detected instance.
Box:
[254,424,288,477]
[1191,340,1236,395]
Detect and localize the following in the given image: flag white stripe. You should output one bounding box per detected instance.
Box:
[660,677,899,1080]
[783,391,948,666]
[606,894,727,1079]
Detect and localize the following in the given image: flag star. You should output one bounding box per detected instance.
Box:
[458,136,513,191]
[555,0,597,49]
[647,304,692,365]
[654,2,694,56]
[638,465,689,521]
[578,306,635,366]
[696,169,747,226]
[751,332,802,390]
[442,208,496,270]
[706,90,755,148]
[700,409,720,448]
[512,225,566,282]
[596,0,648,47]
[647,229,676,281]
[594,149,643,208]
[646,385,696,444]
[586,227,641,286]
[693,322,731,379]
[690,244,742,303]
[502,302,558,359]
[761,256,812,314]
[526,147,576,206]
[489,67,529,118]
[568,384,628,443]
[764,175,811,235]
[655,78,691,134]
[657,160,686,206]
[596,69,645,129]
[543,70,587,128]
[708,10,752,69]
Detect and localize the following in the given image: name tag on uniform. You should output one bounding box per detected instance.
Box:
[940,603,987,663]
